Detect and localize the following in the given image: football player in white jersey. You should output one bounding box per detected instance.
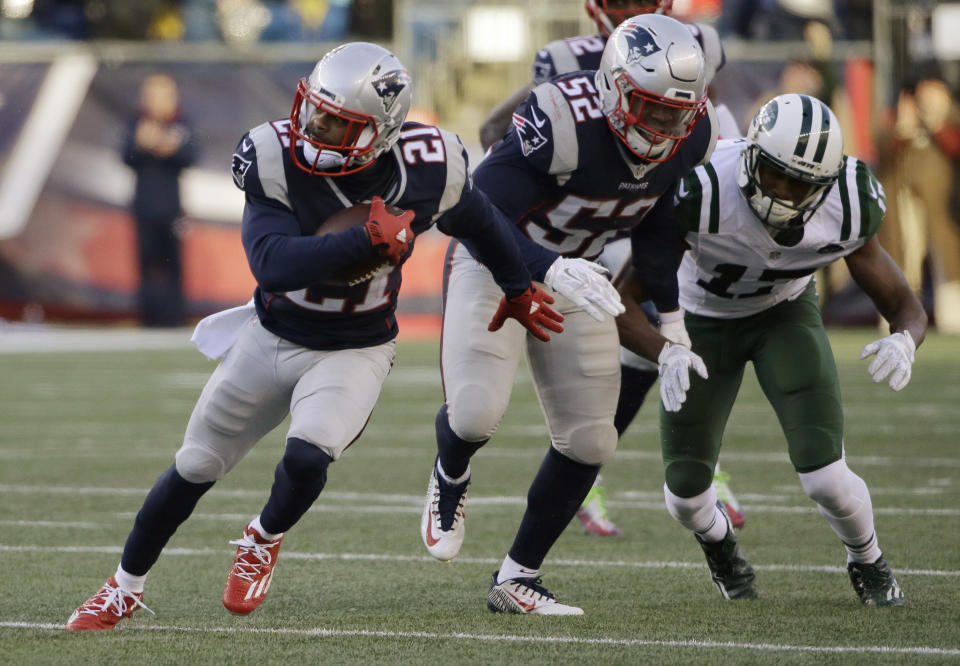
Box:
[477,0,745,536]
[618,93,926,605]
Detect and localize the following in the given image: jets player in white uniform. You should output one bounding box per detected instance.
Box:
[618,93,926,605]
[478,0,745,538]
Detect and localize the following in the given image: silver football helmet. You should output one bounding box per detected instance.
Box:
[737,93,844,229]
[585,0,672,37]
[595,14,707,162]
[289,42,412,176]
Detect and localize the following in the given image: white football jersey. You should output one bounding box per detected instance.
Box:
[677,139,886,318]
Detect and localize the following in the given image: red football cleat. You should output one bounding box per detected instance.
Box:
[223,523,284,615]
[65,576,153,631]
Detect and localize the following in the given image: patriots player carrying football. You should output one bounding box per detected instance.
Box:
[420,14,715,615]
[479,0,745,538]
[618,94,926,605]
[65,42,624,630]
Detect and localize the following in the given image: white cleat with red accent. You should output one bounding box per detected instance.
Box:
[420,463,469,561]
[486,572,584,615]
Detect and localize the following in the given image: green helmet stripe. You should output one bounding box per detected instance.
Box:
[793,94,813,158]
[811,99,831,164]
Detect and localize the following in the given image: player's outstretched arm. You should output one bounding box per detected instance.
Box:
[613,263,707,411]
[846,236,928,391]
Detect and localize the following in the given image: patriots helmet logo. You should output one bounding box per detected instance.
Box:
[622,23,662,65]
[512,112,548,156]
[371,69,411,113]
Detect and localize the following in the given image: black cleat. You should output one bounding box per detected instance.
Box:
[695,502,757,600]
[848,555,905,607]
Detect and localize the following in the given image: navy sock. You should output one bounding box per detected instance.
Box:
[508,448,600,569]
[614,365,659,437]
[121,464,214,576]
[259,437,333,535]
[435,404,486,480]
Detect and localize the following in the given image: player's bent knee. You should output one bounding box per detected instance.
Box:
[798,459,851,510]
[563,423,618,465]
[664,484,714,523]
[447,385,507,442]
[175,443,229,483]
[664,460,714,499]
[282,437,333,484]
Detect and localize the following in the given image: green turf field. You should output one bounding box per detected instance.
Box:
[1,329,958,664]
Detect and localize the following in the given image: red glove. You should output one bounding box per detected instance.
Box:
[488,285,565,342]
[364,196,415,265]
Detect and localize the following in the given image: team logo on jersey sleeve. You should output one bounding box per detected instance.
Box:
[232,153,252,188]
[512,111,548,156]
[622,24,662,64]
[371,69,411,113]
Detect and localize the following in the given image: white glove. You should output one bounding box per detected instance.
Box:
[659,309,691,348]
[658,342,709,412]
[543,257,626,322]
[859,330,915,391]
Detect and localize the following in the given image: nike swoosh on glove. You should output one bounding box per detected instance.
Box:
[859,330,915,391]
[543,257,625,322]
[658,342,709,412]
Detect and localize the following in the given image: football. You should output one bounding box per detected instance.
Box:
[317,202,407,285]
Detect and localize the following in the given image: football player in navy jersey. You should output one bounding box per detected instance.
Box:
[477,0,745,538]
[420,15,714,614]
[65,42,624,631]
[617,94,924,604]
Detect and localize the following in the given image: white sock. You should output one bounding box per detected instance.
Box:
[798,461,881,564]
[114,565,147,594]
[664,484,728,542]
[496,555,540,584]
[436,459,470,485]
[251,516,282,541]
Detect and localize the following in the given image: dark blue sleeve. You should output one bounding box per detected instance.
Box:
[240,192,378,293]
[629,191,684,313]
[435,185,542,298]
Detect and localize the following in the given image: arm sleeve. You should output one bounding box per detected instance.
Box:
[435,186,541,298]
[240,192,378,293]
[629,191,685,313]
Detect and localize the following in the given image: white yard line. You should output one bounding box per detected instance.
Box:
[1,621,958,657]
[1,544,957,578]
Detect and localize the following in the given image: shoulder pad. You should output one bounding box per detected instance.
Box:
[232,121,292,210]
[695,100,720,167]
[834,156,886,239]
[510,84,579,175]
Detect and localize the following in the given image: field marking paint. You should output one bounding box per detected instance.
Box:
[1,621,958,657]
[1,544,957,578]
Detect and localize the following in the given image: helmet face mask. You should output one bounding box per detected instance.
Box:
[585,0,673,37]
[596,14,707,163]
[738,94,844,230]
[288,43,411,177]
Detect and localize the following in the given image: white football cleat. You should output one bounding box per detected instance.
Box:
[420,462,469,561]
[486,572,584,615]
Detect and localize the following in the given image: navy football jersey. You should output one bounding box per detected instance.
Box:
[473,70,718,281]
[233,120,537,350]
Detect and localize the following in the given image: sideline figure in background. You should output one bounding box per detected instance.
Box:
[479,0,744,537]
[122,73,197,327]
[421,14,712,614]
[618,94,926,604]
[65,42,594,631]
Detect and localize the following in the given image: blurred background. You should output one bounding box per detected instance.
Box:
[1,0,959,335]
